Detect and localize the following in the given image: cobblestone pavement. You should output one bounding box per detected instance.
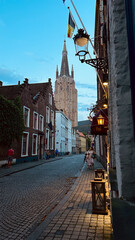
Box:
[35,162,113,240]
[0,155,84,240]
[0,156,113,240]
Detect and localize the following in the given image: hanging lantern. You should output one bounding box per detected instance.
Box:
[95,169,105,179]
[97,114,104,125]
[73,29,89,62]
[91,178,108,214]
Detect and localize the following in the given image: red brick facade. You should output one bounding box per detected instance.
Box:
[0,78,56,162]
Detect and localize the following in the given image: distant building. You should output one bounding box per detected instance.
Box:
[55,110,72,155]
[78,131,86,153]
[54,40,78,127]
[0,78,55,164]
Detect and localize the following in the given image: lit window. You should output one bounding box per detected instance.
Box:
[33,112,38,129]
[23,106,30,127]
[39,115,44,131]
[45,128,49,150]
[46,106,50,123]
[32,134,38,155]
[49,93,52,105]
[21,132,29,156]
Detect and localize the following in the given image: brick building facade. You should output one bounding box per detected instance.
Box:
[0,78,56,163]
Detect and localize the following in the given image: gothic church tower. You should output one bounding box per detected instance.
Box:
[54,40,78,127]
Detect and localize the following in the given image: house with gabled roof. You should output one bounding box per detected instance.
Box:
[0,78,56,164]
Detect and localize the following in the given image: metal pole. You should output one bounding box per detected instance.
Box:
[69,0,107,96]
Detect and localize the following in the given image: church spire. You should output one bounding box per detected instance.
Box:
[56,65,59,78]
[60,40,70,77]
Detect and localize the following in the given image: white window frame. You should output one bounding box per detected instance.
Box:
[49,93,52,105]
[39,115,44,132]
[23,106,30,127]
[46,106,50,123]
[32,134,38,155]
[33,111,38,130]
[45,128,49,150]
[51,110,54,126]
[21,132,29,157]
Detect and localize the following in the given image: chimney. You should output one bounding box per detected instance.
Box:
[0,81,3,87]
[48,78,51,83]
[24,78,29,84]
[18,81,20,85]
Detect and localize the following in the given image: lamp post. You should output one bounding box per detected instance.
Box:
[73,29,108,71]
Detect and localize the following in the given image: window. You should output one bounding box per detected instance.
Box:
[39,115,44,131]
[23,106,30,127]
[32,134,38,155]
[51,110,54,126]
[46,106,50,123]
[45,128,49,150]
[21,132,29,156]
[50,133,54,150]
[33,112,38,129]
[49,93,52,105]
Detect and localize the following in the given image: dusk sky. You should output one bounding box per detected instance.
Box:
[0,0,97,121]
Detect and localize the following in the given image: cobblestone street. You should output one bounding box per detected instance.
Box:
[0,155,113,239]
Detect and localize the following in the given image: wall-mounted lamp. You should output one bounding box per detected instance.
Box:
[103,74,108,86]
[97,114,105,125]
[73,29,108,71]
[102,98,108,109]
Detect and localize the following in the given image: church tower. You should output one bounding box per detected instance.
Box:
[54,40,78,127]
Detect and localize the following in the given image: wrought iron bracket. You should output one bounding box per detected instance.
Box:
[82,58,108,71]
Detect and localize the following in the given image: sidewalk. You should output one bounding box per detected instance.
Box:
[26,160,113,240]
[0,157,113,240]
[0,157,62,178]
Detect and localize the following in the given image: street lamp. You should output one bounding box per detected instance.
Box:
[103,74,108,86]
[73,29,108,71]
[102,98,108,109]
[97,114,104,125]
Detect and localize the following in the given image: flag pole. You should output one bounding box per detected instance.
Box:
[69,0,107,96]
[68,7,78,30]
[69,0,99,58]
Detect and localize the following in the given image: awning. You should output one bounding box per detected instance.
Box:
[91,108,108,135]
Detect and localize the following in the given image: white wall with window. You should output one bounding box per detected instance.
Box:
[21,132,29,157]
[39,115,44,131]
[46,106,50,123]
[32,134,38,155]
[45,128,49,150]
[23,106,30,127]
[33,112,38,129]
[55,110,72,154]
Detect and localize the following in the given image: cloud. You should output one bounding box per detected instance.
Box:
[76,81,97,90]
[78,110,89,121]
[0,67,24,85]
